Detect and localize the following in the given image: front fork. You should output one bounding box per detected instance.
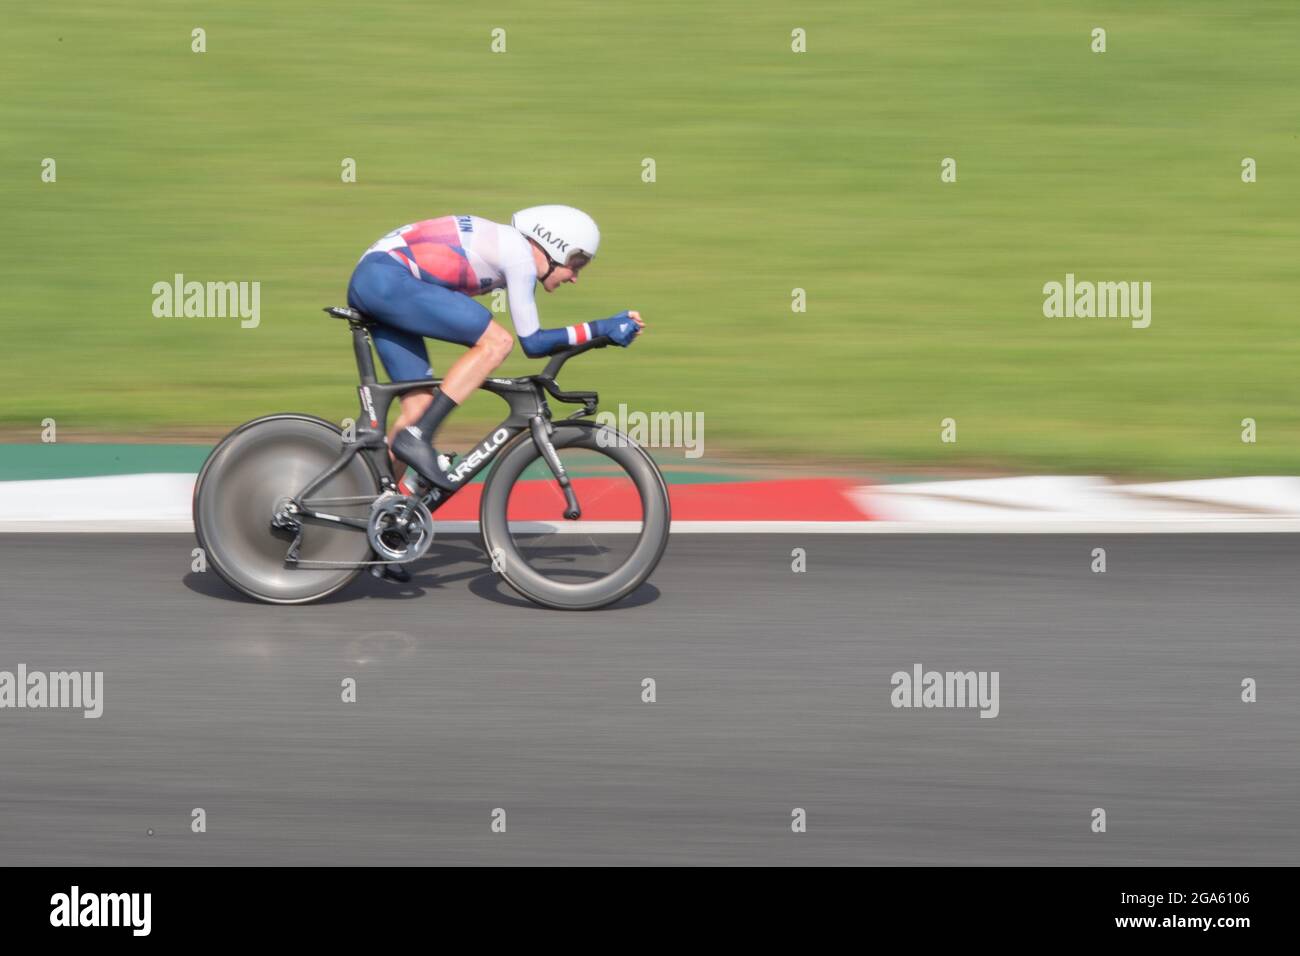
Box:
[530,415,582,520]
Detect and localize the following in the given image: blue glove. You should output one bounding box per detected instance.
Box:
[593,311,639,347]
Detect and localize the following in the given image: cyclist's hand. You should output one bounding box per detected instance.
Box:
[597,310,644,347]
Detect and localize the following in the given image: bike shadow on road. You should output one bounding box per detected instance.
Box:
[182,535,662,610]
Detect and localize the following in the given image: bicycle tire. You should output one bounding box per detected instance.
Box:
[479,420,670,610]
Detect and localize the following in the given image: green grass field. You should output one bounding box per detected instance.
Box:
[3,1,1298,476]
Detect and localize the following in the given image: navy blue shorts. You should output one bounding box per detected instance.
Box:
[346,252,492,381]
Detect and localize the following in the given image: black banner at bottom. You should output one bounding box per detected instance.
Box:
[0,866,1286,941]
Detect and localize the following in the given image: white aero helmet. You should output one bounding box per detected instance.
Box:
[511,204,600,269]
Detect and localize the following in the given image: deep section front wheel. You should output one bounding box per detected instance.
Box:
[193,414,379,604]
[479,421,671,610]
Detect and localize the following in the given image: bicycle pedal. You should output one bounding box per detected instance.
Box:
[399,475,432,498]
[370,563,412,584]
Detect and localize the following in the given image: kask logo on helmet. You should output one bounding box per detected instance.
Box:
[531,225,570,257]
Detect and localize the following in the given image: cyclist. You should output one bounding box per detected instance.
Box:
[346,205,644,495]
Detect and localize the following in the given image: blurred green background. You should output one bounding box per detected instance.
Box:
[2,1,1297,475]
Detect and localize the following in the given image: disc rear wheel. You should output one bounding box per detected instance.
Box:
[193,415,379,604]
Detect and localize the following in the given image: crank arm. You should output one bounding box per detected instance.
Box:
[530,416,581,520]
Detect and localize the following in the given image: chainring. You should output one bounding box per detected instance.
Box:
[366,493,434,563]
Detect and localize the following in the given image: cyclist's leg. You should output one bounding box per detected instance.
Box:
[390,320,515,487]
[348,253,508,487]
[348,254,438,483]
[400,315,511,444]
[393,319,514,488]
[368,326,434,482]
[438,322,514,402]
[349,253,493,347]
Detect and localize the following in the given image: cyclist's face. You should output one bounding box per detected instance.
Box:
[542,255,590,292]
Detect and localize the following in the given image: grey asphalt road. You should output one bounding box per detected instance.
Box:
[0,533,1296,866]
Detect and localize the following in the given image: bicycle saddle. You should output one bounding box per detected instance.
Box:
[323,305,371,324]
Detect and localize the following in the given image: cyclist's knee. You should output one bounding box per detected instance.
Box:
[477,321,515,365]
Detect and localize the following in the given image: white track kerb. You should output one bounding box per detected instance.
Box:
[2,473,1300,533]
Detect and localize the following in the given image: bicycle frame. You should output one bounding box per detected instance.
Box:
[290,314,605,531]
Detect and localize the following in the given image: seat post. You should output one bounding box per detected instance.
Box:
[351,323,378,385]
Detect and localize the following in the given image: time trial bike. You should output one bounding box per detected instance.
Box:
[192,306,671,609]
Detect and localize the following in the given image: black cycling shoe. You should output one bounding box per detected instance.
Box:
[371,563,412,584]
[391,428,458,492]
